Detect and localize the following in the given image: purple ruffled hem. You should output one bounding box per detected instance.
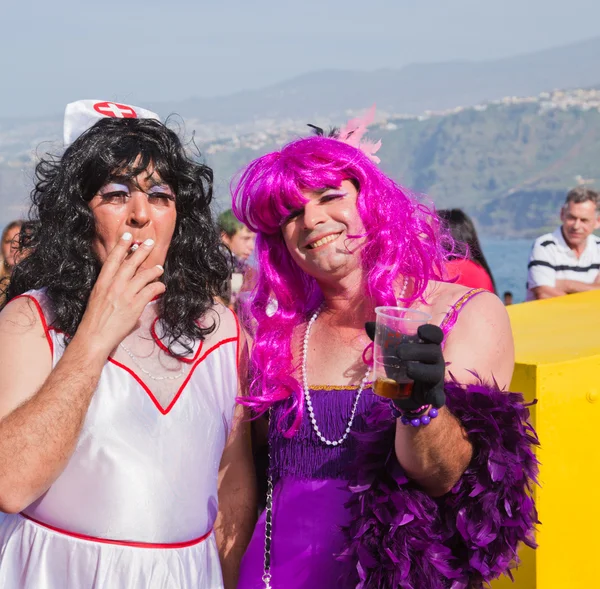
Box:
[339,379,540,589]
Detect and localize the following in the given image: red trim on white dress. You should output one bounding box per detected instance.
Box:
[231,308,241,373]
[21,513,211,549]
[150,316,203,364]
[9,294,237,415]
[10,294,54,357]
[109,336,238,415]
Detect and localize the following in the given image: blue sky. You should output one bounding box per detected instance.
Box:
[3,0,600,117]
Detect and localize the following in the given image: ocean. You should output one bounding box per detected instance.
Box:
[481,238,532,303]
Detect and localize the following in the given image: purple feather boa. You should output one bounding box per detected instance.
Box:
[339,380,539,589]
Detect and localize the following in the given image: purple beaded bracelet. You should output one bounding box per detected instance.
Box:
[389,400,439,427]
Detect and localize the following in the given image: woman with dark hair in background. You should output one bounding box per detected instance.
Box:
[438,208,496,293]
[0,100,255,589]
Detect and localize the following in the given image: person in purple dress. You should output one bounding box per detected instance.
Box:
[232,114,538,589]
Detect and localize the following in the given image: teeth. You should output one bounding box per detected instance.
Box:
[308,234,339,249]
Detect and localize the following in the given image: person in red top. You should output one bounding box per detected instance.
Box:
[438,209,496,293]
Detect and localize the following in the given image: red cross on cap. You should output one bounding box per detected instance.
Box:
[93,101,137,118]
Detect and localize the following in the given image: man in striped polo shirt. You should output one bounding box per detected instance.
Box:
[526,187,600,301]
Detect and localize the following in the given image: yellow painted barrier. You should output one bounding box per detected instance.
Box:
[492,290,600,589]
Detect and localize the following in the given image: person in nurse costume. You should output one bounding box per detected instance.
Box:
[0,100,256,589]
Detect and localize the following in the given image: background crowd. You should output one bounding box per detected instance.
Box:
[200,184,600,316]
[3,184,598,315]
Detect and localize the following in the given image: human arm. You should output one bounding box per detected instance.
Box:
[531,284,567,299]
[555,278,600,294]
[390,325,472,497]
[394,403,472,496]
[354,296,535,587]
[214,330,257,589]
[0,235,165,513]
[385,293,513,496]
[533,278,600,298]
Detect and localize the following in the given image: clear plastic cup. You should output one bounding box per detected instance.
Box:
[372,306,432,400]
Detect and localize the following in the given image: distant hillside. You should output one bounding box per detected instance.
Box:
[202,91,600,237]
[149,36,600,124]
[1,88,600,237]
[376,102,600,235]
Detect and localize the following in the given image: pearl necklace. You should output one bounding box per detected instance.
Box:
[302,305,368,447]
[119,341,185,381]
[302,275,409,447]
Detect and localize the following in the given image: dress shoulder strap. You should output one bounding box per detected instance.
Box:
[7,288,58,360]
[439,288,488,345]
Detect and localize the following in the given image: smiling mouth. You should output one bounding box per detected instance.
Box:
[306,233,341,250]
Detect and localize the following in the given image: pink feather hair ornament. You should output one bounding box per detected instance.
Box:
[337,104,382,164]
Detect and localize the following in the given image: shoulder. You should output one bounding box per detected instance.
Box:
[198,301,240,344]
[422,281,475,324]
[530,231,559,255]
[0,294,54,375]
[0,292,48,333]
[589,234,600,252]
[437,286,513,387]
[423,281,513,384]
[427,282,504,327]
[448,288,508,331]
[532,231,557,247]
[0,294,54,419]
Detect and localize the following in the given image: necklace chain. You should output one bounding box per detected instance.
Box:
[262,409,274,589]
[118,341,185,381]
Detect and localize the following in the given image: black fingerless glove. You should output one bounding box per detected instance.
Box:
[365,322,446,411]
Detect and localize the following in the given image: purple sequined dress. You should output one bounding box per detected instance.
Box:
[238,386,376,588]
[238,289,539,589]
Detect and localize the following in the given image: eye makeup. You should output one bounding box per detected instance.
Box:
[97,182,175,200]
[148,185,171,194]
[147,185,175,200]
[279,188,349,226]
[99,182,130,196]
[319,190,347,201]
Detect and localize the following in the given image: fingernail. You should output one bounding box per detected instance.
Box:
[143,238,155,247]
[122,232,132,241]
[156,265,164,271]
[130,244,139,252]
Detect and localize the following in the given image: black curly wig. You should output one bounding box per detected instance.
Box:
[6,117,230,356]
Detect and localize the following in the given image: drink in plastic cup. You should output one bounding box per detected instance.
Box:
[372,306,432,399]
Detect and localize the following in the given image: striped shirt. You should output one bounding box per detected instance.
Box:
[526,227,600,301]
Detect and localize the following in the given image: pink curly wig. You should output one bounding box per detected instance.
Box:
[232,135,452,435]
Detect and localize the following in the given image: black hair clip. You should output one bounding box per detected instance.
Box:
[307,124,324,136]
[306,124,341,139]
